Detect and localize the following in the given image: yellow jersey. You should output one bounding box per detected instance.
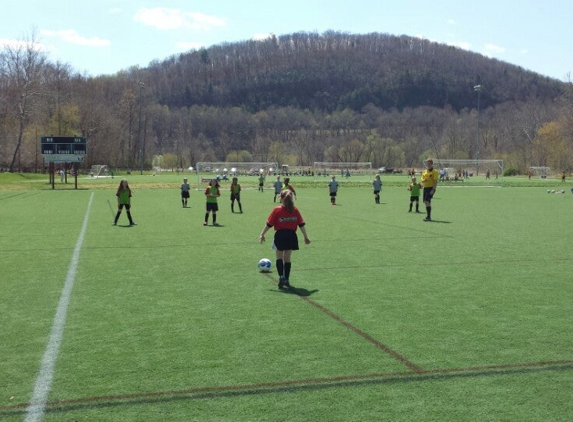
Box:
[421,168,439,188]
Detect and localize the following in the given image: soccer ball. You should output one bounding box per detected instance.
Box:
[258,258,272,272]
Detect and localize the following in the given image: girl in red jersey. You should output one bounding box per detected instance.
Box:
[259,190,311,289]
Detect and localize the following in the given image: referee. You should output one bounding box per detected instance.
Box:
[420,158,439,221]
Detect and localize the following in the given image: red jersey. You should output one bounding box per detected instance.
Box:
[267,206,304,231]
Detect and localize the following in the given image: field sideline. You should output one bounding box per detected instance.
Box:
[1,174,572,421]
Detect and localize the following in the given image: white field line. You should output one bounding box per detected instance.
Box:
[25,192,94,422]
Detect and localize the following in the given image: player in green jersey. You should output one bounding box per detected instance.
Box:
[204,179,221,226]
[407,176,422,213]
[230,177,243,213]
[113,179,136,226]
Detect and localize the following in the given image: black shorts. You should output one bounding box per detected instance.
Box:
[423,188,434,203]
[118,203,131,210]
[373,190,380,195]
[230,193,240,201]
[206,202,218,212]
[410,195,419,202]
[182,191,190,199]
[330,192,337,197]
[273,229,299,251]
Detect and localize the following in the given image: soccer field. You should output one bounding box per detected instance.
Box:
[1,176,572,421]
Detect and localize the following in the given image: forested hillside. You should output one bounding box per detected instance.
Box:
[1,31,572,174]
[150,31,562,113]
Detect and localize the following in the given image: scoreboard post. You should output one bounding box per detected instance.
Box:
[41,136,87,189]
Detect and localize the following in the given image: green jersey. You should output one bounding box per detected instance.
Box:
[117,187,131,205]
[409,183,421,196]
[205,186,219,203]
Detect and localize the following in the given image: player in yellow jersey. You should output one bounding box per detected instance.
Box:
[420,158,439,221]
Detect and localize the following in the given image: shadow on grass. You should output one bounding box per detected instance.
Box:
[271,286,319,296]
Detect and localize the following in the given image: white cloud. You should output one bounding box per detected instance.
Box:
[40,29,110,47]
[447,19,456,25]
[109,7,122,14]
[0,38,27,49]
[483,43,506,57]
[0,38,47,51]
[134,8,226,31]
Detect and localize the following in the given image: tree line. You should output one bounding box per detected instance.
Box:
[1,30,572,174]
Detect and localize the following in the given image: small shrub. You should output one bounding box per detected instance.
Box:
[504,167,519,176]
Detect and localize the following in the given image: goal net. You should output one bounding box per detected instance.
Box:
[313,162,372,180]
[89,165,108,178]
[195,162,279,189]
[529,166,550,179]
[429,159,504,187]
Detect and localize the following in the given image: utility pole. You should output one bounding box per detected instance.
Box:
[474,85,482,175]
[138,82,145,175]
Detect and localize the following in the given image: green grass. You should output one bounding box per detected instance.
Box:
[1,175,572,421]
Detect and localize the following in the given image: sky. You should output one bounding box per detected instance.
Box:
[1,0,571,81]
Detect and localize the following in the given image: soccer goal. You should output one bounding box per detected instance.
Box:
[89,165,108,178]
[195,162,279,189]
[430,159,504,187]
[529,166,550,179]
[313,162,372,180]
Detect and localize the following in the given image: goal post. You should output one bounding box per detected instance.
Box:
[429,159,504,186]
[313,162,372,180]
[89,164,108,178]
[195,162,279,189]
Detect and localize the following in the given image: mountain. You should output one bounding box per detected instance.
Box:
[144,31,564,113]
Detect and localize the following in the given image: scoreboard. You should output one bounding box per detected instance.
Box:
[41,136,87,162]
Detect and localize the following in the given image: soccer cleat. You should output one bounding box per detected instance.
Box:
[423,217,431,222]
[213,222,219,226]
[112,222,117,226]
[284,279,290,288]
[130,222,137,226]
[278,276,286,289]
[203,222,208,226]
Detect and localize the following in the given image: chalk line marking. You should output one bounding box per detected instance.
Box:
[25,192,94,422]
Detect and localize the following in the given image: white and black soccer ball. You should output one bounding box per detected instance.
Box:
[258,258,272,272]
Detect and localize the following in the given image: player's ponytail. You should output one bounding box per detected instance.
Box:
[280,190,295,213]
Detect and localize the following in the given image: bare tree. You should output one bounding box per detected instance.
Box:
[0,32,47,171]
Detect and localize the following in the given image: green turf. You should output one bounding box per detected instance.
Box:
[1,175,572,421]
